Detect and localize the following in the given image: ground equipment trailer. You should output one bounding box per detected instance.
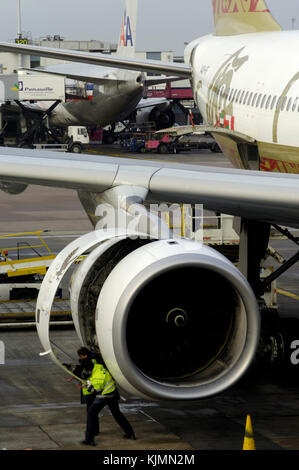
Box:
[0,230,57,302]
[0,73,89,152]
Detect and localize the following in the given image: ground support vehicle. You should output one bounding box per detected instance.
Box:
[16,124,90,153]
[0,100,89,153]
[120,122,221,154]
[0,230,79,325]
[0,230,57,302]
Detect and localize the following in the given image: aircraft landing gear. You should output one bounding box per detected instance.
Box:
[239,218,299,374]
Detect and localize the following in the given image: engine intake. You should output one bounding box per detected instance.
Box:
[136,105,175,130]
[81,238,259,400]
[37,231,260,402]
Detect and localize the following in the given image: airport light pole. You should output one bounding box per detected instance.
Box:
[17,0,23,67]
[17,0,22,39]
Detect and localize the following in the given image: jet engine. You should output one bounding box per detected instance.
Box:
[136,103,175,130]
[0,182,28,195]
[65,234,260,401]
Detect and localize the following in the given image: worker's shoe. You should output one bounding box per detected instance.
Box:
[80,439,96,447]
[123,432,136,440]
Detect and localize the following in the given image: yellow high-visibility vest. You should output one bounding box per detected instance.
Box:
[82,364,116,396]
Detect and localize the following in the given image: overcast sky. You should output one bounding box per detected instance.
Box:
[0,0,298,55]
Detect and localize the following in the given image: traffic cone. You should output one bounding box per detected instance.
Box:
[243,414,256,450]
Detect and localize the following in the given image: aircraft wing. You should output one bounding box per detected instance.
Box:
[22,66,184,87]
[135,97,168,110]
[156,125,256,143]
[0,42,191,79]
[21,64,129,85]
[0,146,299,229]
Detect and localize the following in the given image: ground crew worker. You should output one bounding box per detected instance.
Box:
[77,346,101,365]
[80,358,136,446]
[64,347,101,435]
[77,347,101,436]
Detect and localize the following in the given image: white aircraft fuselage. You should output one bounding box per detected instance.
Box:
[48,69,143,127]
[185,30,299,174]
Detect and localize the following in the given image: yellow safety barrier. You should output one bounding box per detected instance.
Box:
[277,288,299,301]
[0,231,55,277]
[0,230,54,255]
[243,415,256,450]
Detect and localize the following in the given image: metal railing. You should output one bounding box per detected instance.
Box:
[0,231,55,275]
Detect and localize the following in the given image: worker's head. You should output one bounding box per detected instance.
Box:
[81,358,94,378]
[77,346,91,361]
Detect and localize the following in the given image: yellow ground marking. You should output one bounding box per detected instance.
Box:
[0,310,71,318]
[277,288,299,301]
[0,298,69,304]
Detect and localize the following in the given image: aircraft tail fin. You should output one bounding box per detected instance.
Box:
[117,0,138,57]
[212,0,281,36]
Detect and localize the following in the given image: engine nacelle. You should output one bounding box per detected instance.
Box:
[70,236,260,401]
[136,104,175,130]
[0,182,28,195]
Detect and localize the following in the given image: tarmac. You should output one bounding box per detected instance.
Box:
[1,146,299,454]
[0,328,194,451]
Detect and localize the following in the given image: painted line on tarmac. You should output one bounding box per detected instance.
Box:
[277,288,299,301]
[138,410,160,424]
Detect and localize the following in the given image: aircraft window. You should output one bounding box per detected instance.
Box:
[240,90,245,103]
[292,97,298,111]
[256,94,262,107]
[261,94,267,108]
[229,88,234,101]
[243,91,249,104]
[236,90,241,102]
[281,96,288,111]
[233,89,238,102]
[252,93,257,106]
[247,92,253,105]
[271,96,277,109]
[286,97,293,111]
[265,95,271,109]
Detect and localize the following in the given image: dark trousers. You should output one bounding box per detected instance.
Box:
[85,394,134,443]
[85,393,99,435]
